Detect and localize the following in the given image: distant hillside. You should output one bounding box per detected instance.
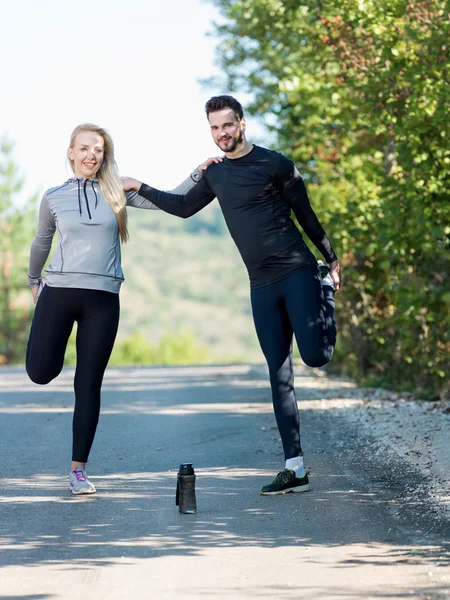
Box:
[120,204,263,362]
[135,197,228,238]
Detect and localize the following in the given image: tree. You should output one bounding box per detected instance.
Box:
[0,137,38,364]
[207,0,450,398]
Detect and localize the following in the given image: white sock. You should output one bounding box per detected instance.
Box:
[285,456,305,478]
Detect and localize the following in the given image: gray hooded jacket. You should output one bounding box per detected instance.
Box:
[28,172,199,294]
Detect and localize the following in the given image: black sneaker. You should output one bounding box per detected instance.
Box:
[260,469,310,496]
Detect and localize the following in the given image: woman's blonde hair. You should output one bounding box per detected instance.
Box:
[68,123,128,243]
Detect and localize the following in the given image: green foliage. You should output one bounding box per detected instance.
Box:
[63,328,212,366]
[63,324,254,366]
[0,136,37,364]
[208,0,450,398]
[110,330,211,366]
[135,201,228,237]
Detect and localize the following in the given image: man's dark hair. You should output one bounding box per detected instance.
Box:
[205,95,244,120]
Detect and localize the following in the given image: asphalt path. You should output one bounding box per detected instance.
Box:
[0,364,449,599]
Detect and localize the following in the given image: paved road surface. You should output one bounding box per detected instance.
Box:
[0,365,449,599]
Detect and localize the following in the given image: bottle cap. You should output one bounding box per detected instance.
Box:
[178,463,194,476]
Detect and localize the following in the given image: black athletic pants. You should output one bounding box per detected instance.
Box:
[250,266,336,460]
[26,286,120,463]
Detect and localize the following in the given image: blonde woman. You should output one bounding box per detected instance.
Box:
[26,123,218,495]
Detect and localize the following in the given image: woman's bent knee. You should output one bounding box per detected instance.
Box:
[27,371,54,385]
[26,364,60,385]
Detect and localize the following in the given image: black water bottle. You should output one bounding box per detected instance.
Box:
[176,463,197,514]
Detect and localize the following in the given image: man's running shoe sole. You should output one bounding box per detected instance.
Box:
[260,482,310,496]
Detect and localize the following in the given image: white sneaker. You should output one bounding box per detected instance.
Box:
[69,467,96,495]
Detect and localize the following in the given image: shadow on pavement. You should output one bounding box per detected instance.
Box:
[0,596,55,600]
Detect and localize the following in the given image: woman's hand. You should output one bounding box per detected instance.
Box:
[330,260,341,291]
[31,286,39,304]
[121,176,142,191]
[198,156,223,173]
[31,282,43,304]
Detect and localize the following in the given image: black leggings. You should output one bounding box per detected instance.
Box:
[251,266,336,460]
[26,286,120,463]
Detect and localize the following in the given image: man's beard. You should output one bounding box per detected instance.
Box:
[216,128,244,153]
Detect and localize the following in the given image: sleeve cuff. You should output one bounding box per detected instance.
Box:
[138,183,153,198]
[329,253,338,264]
[190,168,202,183]
[28,275,42,288]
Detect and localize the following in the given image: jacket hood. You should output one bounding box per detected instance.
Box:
[66,177,99,184]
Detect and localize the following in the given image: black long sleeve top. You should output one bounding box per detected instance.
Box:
[139,145,338,288]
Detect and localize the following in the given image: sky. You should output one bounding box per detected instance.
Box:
[1,0,257,205]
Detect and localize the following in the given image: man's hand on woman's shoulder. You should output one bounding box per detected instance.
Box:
[198,156,224,173]
[121,177,142,192]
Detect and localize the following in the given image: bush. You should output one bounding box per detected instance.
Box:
[64,329,211,367]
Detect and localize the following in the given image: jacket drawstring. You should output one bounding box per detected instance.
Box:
[91,180,98,209]
[83,179,92,219]
[77,179,82,216]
